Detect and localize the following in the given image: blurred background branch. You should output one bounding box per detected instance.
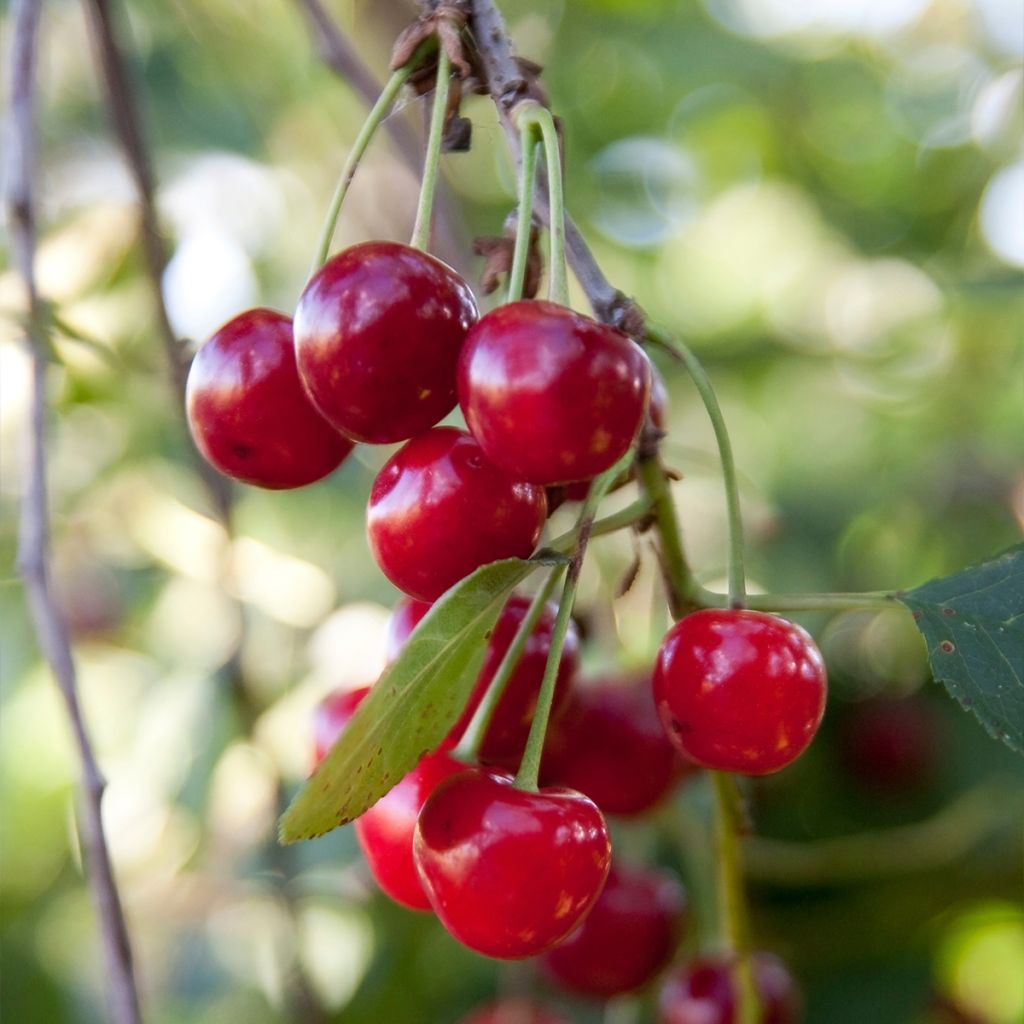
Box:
[5,2,143,1022]
[79,3,333,1018]
[82,0,234,523]
[743,782,1024,887]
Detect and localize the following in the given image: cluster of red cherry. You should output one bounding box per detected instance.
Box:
[313,597,806,1021]
[185,232,826,1021]
[185,237,650,600]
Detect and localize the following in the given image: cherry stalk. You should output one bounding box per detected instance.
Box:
[515,446,637,792]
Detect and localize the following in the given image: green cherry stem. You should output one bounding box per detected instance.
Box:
[515,446,636,792]
[635,451,701,618]
[538,113,568,306]
[515,103,569,306]
[310,60,418,275]
[647,323,746,608]
[310,39,439,272]
[455,568,563,761]
[410,46,452,252]
[507,127,540,303]
[711,773,759,1024]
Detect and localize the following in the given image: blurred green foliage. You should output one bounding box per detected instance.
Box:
[1,0,1022,1022]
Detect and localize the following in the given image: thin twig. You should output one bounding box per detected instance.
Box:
[81,0,233,523]
[78,0,253,706]
[296,0,423,170]
[80,0,173,359]
[5,3,143,1022]
[468,0,631,326]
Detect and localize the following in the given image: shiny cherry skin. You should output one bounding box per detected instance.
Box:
[311,686,370,767]
[653,610,827,776]
[353,752,466,911]
[294,241,478,444]
[458,1000,574,1024]
[542,861,687,998]
[458,300,651,485]
[542,675,692,817]
[413,769,611,959]
[384,597,433,663]
[367,428,547,602]
[186,309,352,488]
[658,953,801,1024]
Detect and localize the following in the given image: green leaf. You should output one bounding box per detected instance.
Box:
[278,558,539,843]
[897,544,1024,756]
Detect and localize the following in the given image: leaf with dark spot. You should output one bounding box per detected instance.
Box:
[897,543,1024,755]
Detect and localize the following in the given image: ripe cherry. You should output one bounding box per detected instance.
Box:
[354,752,466,911]
[311,686,370,767]
[653,610,827,775]
[541,861,687,998]
[458,300,651,485]
[458,1000,574,1024]
[186,308,352,488]
[367,427,547,602]
[542,675,692,817]
[658,953,801,1024]
[294,241,478,443]
[413,769,611,959]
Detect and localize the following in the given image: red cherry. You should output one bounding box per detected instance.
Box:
[186,309,352,488]
[413,769,611,958]
[458,1000,574,1024]
[367,428,547,602]
[541,861,687,998]
[384,597,433,663]
[653,610,827,775]
[458,300,651,485]
[542,675,693,817]
[353,752,466,911]
[311,686,371,767]
[658,953,801,1024]
[294,241,478,444]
